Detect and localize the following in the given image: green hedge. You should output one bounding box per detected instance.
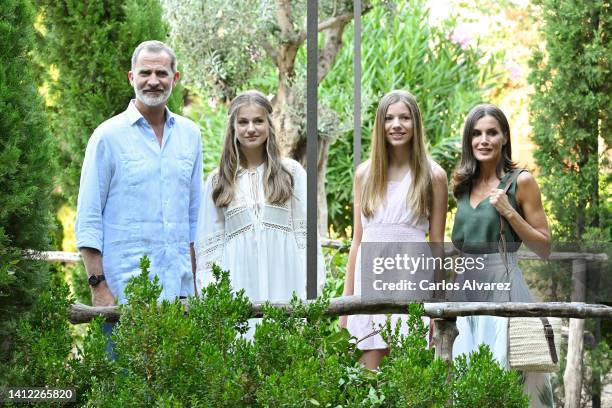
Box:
[0,0,54,352]
[321,0,497,235]
[33,0,182,205]
[2,260,529,407]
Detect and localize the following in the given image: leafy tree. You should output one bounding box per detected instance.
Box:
[162,0,374,234]
[162,0,366,153]
[34,0,182,204]
[0,0,54,355]
[529,2,611,405]
[529,0,611,241]
[164,0,498,235]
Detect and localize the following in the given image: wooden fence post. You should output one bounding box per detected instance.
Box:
[432,318,458,362]
[564,259,587,408]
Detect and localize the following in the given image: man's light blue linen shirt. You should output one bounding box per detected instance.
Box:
[75,101,203,303]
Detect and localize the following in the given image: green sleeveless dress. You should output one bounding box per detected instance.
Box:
[451,169,555,407]
[452,170,525,253]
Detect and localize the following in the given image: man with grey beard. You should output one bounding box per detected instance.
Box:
[75,40,203,315]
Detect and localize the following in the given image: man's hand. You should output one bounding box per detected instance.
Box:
[91,282,116,307]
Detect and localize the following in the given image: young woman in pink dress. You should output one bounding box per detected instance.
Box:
[339,90,448,369]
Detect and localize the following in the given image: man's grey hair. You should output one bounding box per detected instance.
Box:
[131,40,177,73]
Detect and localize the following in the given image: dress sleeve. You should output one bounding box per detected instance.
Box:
[290,162,307,251]
[289,161,326,296]
[194,172,226,293]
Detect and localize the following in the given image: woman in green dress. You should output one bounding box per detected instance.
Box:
[451,104,554,407]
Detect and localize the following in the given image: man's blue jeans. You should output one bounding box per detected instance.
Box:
[102,321,117,361]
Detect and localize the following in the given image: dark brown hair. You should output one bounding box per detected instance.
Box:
[452,104,516,197]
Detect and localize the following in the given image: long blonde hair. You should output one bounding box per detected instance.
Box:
[212,90,293,207]
[361,90,432,218]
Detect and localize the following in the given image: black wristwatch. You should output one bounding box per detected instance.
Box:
[88,274,106,287]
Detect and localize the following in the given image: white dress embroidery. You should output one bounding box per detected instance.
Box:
[195,158,324,304]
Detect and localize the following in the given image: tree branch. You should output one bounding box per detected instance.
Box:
[261,40,278,66]
[318,12,353,32]
[317,22,349,84]
[302,4,374,83]
[303,3,374,42]
[297,12,353,44]
[276,0,297,41]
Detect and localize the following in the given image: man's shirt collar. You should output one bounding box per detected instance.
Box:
[127,99,176,127]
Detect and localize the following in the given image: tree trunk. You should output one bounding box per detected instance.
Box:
[311,19,354,236]
[268,4,369,235]
[273,44,300,157]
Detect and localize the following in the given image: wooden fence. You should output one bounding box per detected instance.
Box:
[39,246,609,408]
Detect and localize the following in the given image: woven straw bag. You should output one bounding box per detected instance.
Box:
[508,317,562,372]
[498,170,561,373]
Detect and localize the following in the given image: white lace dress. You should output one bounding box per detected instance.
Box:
[195,158,324,307]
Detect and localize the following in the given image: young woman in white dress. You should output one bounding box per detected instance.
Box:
[339,90,448,369]
[195,90,324,329]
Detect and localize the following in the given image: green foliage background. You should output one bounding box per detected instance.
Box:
[321,0,497,235]
[161,0,278,102]
[34,0,182,205]
[0,0,54,350]
[528,1,611,402]
[0,0,609,404]
[529,0,611,241]
[2,262,529,407]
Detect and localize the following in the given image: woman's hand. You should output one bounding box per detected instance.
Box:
[339,315,348,329]
[489,188,516,218]
[490,172,551,259]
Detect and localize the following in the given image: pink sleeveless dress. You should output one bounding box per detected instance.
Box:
[347,170,429,350]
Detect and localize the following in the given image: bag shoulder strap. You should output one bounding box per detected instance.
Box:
[502,169,559,365]
[540,317,559,363]
[500,168,526,194]
[499,169,527,235]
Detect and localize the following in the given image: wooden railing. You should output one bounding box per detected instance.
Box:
[68,298,612,324]
[39,245,609,408]
[66,296,610,408]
